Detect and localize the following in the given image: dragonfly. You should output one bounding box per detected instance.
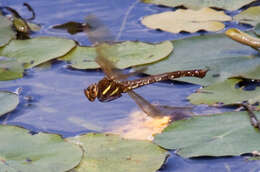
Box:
[83,15,208,105]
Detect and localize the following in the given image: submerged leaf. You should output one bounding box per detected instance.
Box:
[67,133,167,172]
[0,91,19,117]
[141,8,231,33]
[61,41,173,69]
[53,21,84,35]
[0,125,82,171]
[0,15,16,47]
[154,111,260,157]
[0,37,76,68]
[188,78,260,106]
[142,0,255,10]
[142,33,260,86]
[234,6,260,26]
[0,57,24,80]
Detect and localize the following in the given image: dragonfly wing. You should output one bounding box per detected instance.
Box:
[95,44,117,79]
[84,15,124,80]
[84,14,148,81]
[128,90,193,120]
[127,90,161,118]
[156,105,193,121]
[84,14,114,44]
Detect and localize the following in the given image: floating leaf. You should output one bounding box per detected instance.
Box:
[142,0,256,11]
[188,78,260,105]
[60,46,98,69]
[254,23,260,36]
[67,133,167,172]
[0,37,76,68]
[141,8,231,33]
[0,125,82,171]
[234,6,260,26]
[61,41,173,69]
[154,111,260,157]
[0,91,19,117]
[142,33,260,86]
[0,15,16,47]
[0,57,24,80]
[225,28,260,50]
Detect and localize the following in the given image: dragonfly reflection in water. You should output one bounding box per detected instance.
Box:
[83,15,208,120]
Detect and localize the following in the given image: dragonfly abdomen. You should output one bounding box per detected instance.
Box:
[121,69,208,91]
[165,69,208,79]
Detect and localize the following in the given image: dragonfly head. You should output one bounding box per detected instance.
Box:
[84,83,98,102]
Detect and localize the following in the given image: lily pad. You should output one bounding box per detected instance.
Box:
[61,41,173,69]
[141,8,231,33]
[0,125,82,172]
[67,133,167,172]
[0,57,24,80]
[0,15,16,47]
[234,6,260,26]
[0,91,19,117]
[154,111,260,157]
[188,78,260,106]
[254,23,260,36]
[225,28,260,50]
[0,37,76,68]
[142,0,256,11]
[142,33,260,86]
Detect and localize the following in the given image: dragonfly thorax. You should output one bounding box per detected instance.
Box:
[96,77,123,102]
[84,77,124,102]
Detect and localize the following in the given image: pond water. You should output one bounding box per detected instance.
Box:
[1,0,260,171]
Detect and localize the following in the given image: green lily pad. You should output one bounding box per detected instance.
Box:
[67,133,167,172]
[141,8,231,33]
[0,57,24,80]
[154,111,260,157]
[0,91,19,117]
[188,78,260,106]
[0,37,76,69]
[0,15,16,47]
[238,65,260,79]
[61,41,173,69]
[0,125,82,172]
[142,0,256,11]
[142,33,260,86]
[234,6,260,26]
[254,23,260,36]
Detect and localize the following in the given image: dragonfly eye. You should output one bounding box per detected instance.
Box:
[84,83,98,102]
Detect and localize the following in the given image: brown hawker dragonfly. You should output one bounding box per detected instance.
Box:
[83,15,208,110]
